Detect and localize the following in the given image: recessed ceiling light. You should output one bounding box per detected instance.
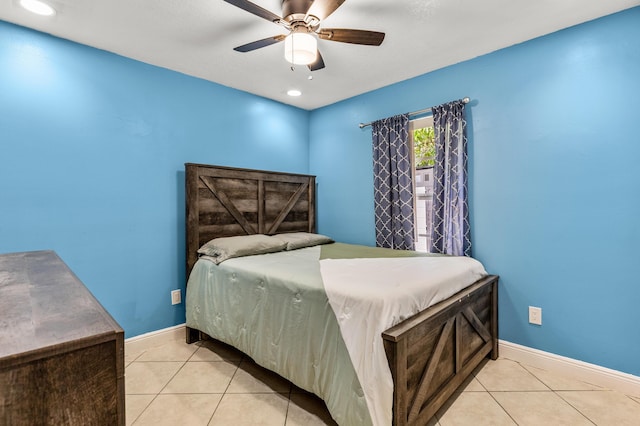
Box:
[287,89,302,97]
[19,0,56,16]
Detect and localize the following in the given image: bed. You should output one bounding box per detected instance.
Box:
[184,163,499,425]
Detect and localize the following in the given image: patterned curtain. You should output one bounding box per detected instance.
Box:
[430,100,471,256]
[372,114,415,250]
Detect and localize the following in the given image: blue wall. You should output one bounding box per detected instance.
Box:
[0,21,310,337]
[2,6,639,377]
[309,7,640,376]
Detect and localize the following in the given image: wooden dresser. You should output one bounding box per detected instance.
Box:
[0,250,125,425]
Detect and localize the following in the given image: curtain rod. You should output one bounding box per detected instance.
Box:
[358,97,470,129]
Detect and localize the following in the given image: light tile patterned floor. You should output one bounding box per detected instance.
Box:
[125,330,640,425]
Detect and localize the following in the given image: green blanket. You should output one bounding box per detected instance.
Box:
[320,242,440,259]
[186,244,371,425]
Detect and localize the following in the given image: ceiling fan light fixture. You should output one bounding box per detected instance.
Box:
[284,30,317,65]
[226,0,385,72]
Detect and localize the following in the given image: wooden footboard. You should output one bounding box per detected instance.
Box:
[382,275,499,425]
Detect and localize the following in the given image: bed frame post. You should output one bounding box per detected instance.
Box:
[490,279,499,360]
[186,326,200,344]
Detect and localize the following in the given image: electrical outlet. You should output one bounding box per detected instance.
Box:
[171,289,181,305]
[528,306,542,325]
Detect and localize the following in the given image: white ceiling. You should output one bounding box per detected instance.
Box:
[1,0,638,110]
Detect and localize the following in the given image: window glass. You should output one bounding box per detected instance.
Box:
[410,116,435,252]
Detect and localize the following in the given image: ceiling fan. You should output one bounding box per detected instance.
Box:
[223,0,385,71]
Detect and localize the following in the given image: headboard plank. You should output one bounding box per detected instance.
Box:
[266,181,309,234]
[185,163,316,281]
[200,177,257,235]
[258,180,265,234]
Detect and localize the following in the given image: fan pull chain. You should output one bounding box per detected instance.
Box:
[290,33,295,71]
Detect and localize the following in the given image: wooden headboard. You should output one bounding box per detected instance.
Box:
[185,163,316,279]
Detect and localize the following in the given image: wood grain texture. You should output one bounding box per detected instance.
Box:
[184,163,316,280]
[0,251,125,425]
[382,275,499,425]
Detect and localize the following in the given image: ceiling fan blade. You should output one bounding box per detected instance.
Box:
[234,35,286,52]
[318,28,385,46]
[308,51,325,71]
[305,0,345,21]
[223,0,282,23]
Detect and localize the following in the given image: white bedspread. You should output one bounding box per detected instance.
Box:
[319,255,487,426]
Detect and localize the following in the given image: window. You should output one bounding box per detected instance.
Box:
[410,116,435,252]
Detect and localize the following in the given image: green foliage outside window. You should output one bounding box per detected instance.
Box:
[414,127,435,167]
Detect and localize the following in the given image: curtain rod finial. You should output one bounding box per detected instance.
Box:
[462,97,470,103]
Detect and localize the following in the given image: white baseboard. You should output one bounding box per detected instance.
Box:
[125,323,185,344]
[499,340,640,397]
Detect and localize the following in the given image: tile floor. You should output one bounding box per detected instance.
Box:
[125,329,640,426]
